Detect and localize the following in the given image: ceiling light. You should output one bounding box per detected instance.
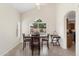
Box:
[36,3,40,9]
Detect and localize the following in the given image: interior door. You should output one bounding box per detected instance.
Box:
[66,19,73,48]
[67,33,73,48]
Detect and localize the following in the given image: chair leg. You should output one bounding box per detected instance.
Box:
[23,42,24,50]
[31,46,34,56]
[47,41,49,48]
[52,40,54,46]
[53,42,55,46]
[38,45,40,56]
[58,41,60,46]
[42,41,43,47]
[23,42,26,50]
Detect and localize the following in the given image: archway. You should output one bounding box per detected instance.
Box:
[65,11,76,50]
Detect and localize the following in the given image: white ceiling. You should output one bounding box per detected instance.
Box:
[10,3,36,13]
[10,4,76,20]
[10,3,48,13]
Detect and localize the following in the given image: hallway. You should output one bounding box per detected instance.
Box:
[5,43,75,56]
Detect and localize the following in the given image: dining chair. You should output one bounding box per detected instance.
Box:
[42,34,49,48]
[23,33,31,50]
[51,35,60,46]
[30,34,40,56]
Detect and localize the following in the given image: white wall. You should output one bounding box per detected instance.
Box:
[56,4,78,49]
[0,4,20,55]
[76,7,79,56]
[21,4,57,42]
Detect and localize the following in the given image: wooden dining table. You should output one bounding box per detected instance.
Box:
[23,34,48,44]
[25,34,48,42]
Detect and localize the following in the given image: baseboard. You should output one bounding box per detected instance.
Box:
[0,41,20,56]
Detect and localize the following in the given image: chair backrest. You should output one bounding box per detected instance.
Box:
[23,33,26,39]
[31,34,40,45]
[47,34,49,39]
[23,33,31,41]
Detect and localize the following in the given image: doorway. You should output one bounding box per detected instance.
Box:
[65,11,76,49]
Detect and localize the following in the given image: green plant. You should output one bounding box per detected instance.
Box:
[40,28,44,32]
[36,19,42,22]
[32,19,46,33]
[33,23,38,28]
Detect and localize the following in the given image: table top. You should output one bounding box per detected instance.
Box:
[51,34,60,38]
[24,35,47,38]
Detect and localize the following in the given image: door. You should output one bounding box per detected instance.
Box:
[66,19,73,48]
